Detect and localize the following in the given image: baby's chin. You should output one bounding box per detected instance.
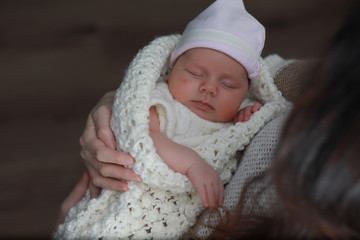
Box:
[190,108,232,123]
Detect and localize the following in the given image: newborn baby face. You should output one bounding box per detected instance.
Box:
[167,48,249,122]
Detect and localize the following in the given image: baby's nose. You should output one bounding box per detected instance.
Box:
[200,81,217,95]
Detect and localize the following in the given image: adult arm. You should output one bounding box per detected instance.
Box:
[148,107,224,209]
[79,91,141,198]
[55,172,90,227]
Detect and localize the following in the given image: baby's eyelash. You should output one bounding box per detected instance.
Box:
[187,70,205,78]
[219,80,238,89]
[221,83,235,89]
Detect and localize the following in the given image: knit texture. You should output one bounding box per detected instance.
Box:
[193,115,286,239]
[55,35,292,240]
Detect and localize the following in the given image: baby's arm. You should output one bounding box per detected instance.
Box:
[233,102,261,123]
[148,106,224,209]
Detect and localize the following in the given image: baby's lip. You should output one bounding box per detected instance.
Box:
[192,100,214,110]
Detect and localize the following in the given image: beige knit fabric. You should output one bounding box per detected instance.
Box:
[274,60,316,102]
[193,115,286,239]
[261,54,316,103]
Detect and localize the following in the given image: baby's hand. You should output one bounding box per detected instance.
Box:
[233,102,261,123]
[186,161,224,210]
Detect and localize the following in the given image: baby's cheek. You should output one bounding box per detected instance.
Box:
[224,108,240,123]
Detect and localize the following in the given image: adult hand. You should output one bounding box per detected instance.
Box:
[79,91,141,198]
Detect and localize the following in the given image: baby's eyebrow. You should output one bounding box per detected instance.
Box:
[188,61,206,68]
[222,73,241,81]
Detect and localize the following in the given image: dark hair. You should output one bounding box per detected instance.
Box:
[208,3,360,239]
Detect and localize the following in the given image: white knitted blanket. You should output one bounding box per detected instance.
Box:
[55,35,292,240]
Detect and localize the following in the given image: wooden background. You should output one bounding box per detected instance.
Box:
[0,0,349,238]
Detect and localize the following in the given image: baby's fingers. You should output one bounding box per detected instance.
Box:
[243,107,253,122]
[233,110,245,123]
[197,184,209,208]
[206,180,225,210]
[205,183,219,210]
[252,102,262,113]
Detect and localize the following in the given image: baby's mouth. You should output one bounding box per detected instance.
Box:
[191,100,214,110]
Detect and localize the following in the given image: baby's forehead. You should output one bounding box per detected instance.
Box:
[178,48,235,65]
[179,48,247,74]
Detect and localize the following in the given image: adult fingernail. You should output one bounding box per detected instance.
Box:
[126,159,135,165]
[124,156,135,165]
[134,175,142,182]
[119,185,128,192]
